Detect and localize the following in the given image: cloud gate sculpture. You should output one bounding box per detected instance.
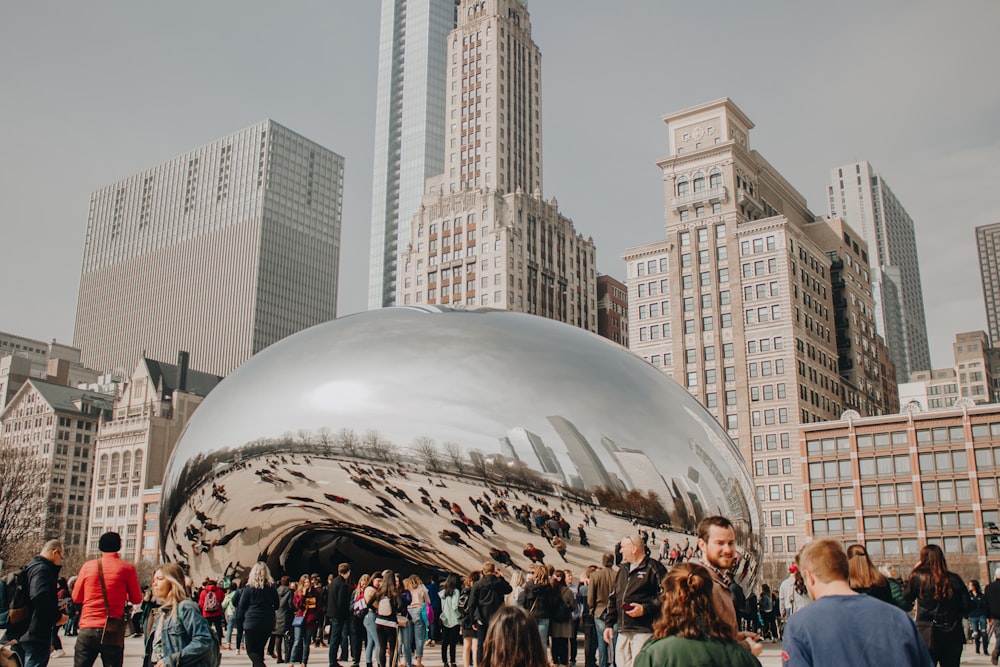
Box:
[161,307,762,584]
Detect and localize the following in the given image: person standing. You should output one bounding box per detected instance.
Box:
[968,580,989,655]
[237,562,280,667]
[468,563,512,664]
[438,574,462,667]
[143,563,215,667]
[71,532,142,667]
[578,567,597,667]
[904,544,970,667]
[8,540,68,667]
[326,564,352,667]
[602,533,666,667]
[271,576,294,662]
[984,568,1000,665]
[781,539,931,667]
[587,554,615,667]
[290,575,323,667]
[199,578,226,647]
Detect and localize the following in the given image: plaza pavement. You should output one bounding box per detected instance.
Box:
[45,634,998,666]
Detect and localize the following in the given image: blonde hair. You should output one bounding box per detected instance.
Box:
[247,562,273,589]
[154,562,190,616]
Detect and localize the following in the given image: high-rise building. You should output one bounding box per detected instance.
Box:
[597,275,628,346]
[827,161,931,382]
[977,222,1000,346]
[86,352,221,560]
[624,99,895,558]
[73,120,344,377]
[397,0,597,331]
[368,0,460,309]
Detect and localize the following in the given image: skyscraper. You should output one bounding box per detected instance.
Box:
[976,222,1000,346]
[73,120,344,377]
[368,0,460,309]
[397,0,597,331]
[827,161,931,381]
[624,99,894,557]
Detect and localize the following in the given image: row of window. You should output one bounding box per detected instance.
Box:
[754,457,793,477]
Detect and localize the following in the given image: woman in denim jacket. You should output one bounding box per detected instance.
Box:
[144,562,216,667]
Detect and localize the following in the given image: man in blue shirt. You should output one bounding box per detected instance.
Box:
[781,539,932,667]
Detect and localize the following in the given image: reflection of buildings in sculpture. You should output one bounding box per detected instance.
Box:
[686,465,718,517]
[685,408,761,527]
[546,416,613,491]
[599,436,674,508]
[500,427,566,484]
[671,476,704,526]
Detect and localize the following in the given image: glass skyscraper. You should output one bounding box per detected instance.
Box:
[368,0,459,309]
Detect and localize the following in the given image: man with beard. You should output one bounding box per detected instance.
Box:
[695,516,761,656]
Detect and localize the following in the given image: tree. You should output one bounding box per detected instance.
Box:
[413,437,442,472]
[337,428,360,457]
[365,430,393,461]
[316,427,334,456]
[443,441,465,474]
[0,444,47,568]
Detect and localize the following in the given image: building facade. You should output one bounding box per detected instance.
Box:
[801,405,1000,583]
[624,99,896,558]
[597,274,628,346]
[977,222,1000,346]
[0,335,100,412]
[397,0,597,331]
[86,353,221,560]
[369,0,460,309]
[73,120,344,377]
[0,379,113,549]
[900,331,1000,410]
[827,161,931,382]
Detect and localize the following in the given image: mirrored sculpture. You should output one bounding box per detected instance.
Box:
[161,307,762,583]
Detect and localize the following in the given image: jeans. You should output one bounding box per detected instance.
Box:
[291,626,318,665]
[536,618,551,647]
[594,618,609,667]
[329,617,349,664]
[73,627,125,667]
[364,612,381,665]
[403,607,426,665]
[582,616,597,667]
[970,615,989,653]
[227,617,244,650]
[17,641,51,667]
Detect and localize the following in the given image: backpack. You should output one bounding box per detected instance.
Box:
[377,596,392,616]
[1,567,29,632]
[456,588,471,619]
[759,594,772,613]
[203,588,221,614]
[550,592,571,623]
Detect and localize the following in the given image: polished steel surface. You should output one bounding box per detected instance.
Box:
[161,307,762,582]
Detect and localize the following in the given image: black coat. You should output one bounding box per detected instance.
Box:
[17,555,62,645]
[326,576,350,621]
[236,585,279,633]
[984,579,1000,619]
[274,585,294,634]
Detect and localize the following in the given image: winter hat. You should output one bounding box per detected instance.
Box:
[98,531,121,553]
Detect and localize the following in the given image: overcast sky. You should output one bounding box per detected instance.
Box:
[1,1,998,369]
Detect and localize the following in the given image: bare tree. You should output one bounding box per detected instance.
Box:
[468,450,490,480]
[413,437,442,472]
[316,427,334,456]
[365,430,392,461]
[337,428,360,457]
[443,441,465,474]
[0,445,47,568]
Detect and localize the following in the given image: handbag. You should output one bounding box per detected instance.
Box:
[292,615,305,627]
[0,641,22,667]
[98,561,128,647]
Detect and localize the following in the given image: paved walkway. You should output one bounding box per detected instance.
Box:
[47,634,998,667]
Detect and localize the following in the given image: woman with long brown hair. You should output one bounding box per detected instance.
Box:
[904,544,970,667]
[845,544,892,604]
[478,606,548,667]
[634,562,760,667]
[460,570,481,667]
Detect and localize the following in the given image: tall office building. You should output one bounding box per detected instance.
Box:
[624,99,894,557]
[977,222,1000,346]
[73,120,344,377]
[397,0,597,331]
[368,0,460,309]
[827,161,931,382]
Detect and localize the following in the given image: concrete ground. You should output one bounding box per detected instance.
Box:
[46,633,997,667]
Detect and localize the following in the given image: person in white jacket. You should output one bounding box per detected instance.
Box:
[778,564,811,620]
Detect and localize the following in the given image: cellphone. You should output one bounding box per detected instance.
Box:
[621,602,634,610]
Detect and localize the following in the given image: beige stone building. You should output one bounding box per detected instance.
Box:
[0,379,113,549]
[397,0,597,331]
[901,331,1000,410]
[624,99,896,557]
[0,333,100,412]
[86,353,220,561]
[801,404,1000,583]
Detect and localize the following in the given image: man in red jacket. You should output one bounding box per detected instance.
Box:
[71,532,142,667]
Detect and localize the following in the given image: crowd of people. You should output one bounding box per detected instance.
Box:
[7,520,1000,667]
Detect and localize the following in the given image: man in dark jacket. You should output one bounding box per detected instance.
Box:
[11,540,67,667]
[984,567,1000,665]
[602,532,665,667]
[468,562,511,662]
[326,563,352,667]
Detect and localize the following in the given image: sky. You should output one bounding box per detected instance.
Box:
[1,1,998,370]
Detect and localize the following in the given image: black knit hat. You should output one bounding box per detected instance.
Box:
[98,532,121,553]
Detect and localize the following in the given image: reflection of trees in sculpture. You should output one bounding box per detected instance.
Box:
[444,441,465,474]
[364,430,398,462]
[592,487,672,527]
[337,428,360,457]
[413,437,443,472]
